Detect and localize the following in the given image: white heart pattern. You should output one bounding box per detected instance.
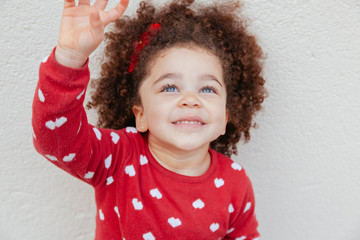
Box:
[111,132,120,144]
[228,203,235,213]
[210,223,220,232]
[63,153,75,162]
[45,155,57,161]
[243,202,251,213]
[192,199,205,209]
[105,154,112,169]
[76,89,85,100]
[150,188,162,199]
[125,165,136,177]
[114,206,120,218]
[38,89,45,102]
[143,232,155,240]
[226,228,235,234]
[168,217,182,228]
[84,171,94,179]
[99,209,104,221]
[93,128,102,140]
[140,155,148,165]
[45,117,67,130]
[214,178,225,188]
[235,236,247,240]
[126,127,137,133]
[231,162,242,171]
[106,176,114,185]
[132,198,143,210]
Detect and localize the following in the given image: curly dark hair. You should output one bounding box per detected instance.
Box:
[88,0,266,157]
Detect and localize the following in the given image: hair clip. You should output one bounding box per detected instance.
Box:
[128,23,162,73]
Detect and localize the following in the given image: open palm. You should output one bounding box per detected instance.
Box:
[57,0,129,66]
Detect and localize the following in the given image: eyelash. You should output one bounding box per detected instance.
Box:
[160,84,217,94]
[200,86,217,94]
[161,84,178,92]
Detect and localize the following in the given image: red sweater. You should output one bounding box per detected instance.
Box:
[32,48,260,240]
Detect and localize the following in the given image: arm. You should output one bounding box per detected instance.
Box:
[32,0,129,186]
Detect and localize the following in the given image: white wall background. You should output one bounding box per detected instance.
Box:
[1,0,359,239]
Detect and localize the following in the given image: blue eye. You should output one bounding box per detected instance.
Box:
[161,84,178,92]
[200,86,217,93]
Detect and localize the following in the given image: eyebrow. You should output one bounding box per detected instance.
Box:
[153,73,182,86]
[199,73,223,87]
[153,72,223,87]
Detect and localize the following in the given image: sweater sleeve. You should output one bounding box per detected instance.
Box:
[224,176,260,240]
[32,48,123,187]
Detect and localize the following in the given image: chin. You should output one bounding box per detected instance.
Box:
[173,141,211,152]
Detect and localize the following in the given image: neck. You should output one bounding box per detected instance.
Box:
[148,142,211,177]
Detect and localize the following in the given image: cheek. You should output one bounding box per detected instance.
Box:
[214,102,228,128]
[219,112,228,127]
[216,100,227,118]
[145,102,169,124]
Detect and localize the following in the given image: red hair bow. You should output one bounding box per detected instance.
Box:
[128,23,162,73]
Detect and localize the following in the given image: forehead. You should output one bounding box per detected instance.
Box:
[147,45,224,80]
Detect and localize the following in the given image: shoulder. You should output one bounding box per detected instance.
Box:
[111,126,144,145]
[100,126,146,162]
[211,149,247,178]
[210,149,253,195]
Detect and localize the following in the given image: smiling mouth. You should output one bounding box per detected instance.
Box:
[172,120,205,125]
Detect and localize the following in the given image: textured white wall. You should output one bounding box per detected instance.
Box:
[1,0,359,239]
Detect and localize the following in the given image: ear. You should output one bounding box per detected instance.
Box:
[132,105,149,133]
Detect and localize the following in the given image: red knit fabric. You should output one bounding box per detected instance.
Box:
[32,48,260,240]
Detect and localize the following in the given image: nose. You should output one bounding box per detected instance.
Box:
[178,91,202,108]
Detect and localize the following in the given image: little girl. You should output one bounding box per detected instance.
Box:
[32,0,266,239]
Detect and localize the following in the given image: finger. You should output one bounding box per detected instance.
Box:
[78,0,90,5]
[103,0,129,25]
[64,0,75,8]
[89,11,105,42]
[94,0,109,10]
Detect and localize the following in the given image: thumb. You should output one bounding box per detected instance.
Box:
[89,11,105,44]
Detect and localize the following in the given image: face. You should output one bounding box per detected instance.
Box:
[133,46,228,153]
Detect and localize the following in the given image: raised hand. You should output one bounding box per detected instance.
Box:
[55,0,129,68]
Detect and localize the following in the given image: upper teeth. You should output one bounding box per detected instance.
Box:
[174,121,203,125]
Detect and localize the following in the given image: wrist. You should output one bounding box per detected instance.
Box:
[55,46,88,69]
